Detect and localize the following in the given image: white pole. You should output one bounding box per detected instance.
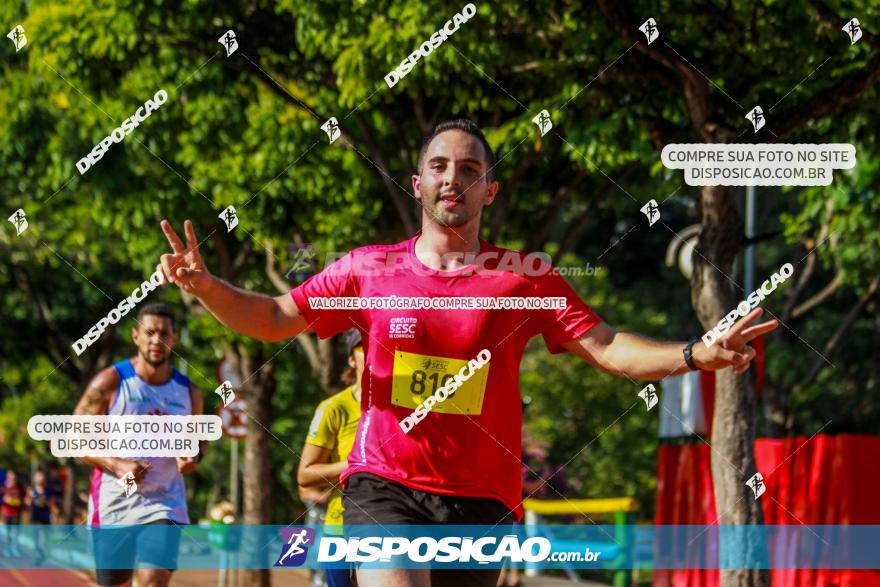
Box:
[744,185,756,294]
[231,438,239,517]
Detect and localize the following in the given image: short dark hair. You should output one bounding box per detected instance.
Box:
[137,303,176,331]
[417,119,496,183]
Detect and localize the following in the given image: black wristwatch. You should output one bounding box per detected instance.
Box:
[683,337,700,371]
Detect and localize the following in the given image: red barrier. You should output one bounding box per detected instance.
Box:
[653,434,880,586]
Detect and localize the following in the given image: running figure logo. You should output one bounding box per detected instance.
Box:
[321,117,341,144]
[219,205,239,232]
[284,244,317,281]
[843,18,862,45]
[640,199,660,227]
[746,105,765,133]
[218,30,238,57]
[215,381,235,408]
[7,25,26,52]
[532,110,553,137]
[639,18,659,45]
[118,472,138,498]
[638,384,658,411]
[275,527,315,567]
[746,472,766,500]
[8,209,28,236]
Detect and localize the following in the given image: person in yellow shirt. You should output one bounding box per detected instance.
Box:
[298,329,363,587]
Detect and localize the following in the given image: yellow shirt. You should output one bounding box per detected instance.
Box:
[305,385,361,528]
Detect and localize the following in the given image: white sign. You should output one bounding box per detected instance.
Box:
[220,399,248,438]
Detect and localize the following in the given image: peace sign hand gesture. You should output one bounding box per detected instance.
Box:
[693,308,779,375]
[157,219,211,296]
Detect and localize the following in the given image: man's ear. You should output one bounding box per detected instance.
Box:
[412,172,423,202]
[131,328,139,344]
[484,180,500,206]
[348,354,356,369]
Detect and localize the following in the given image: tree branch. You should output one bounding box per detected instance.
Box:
[796,276,879,389]
[526,170,589,252]
[741,231,781,247]
[782,249,817,324]
[378,101,417,176]
[810,0,880,49]
[594,0,712,134]
[752,50,880,143]
[352,112,418,234]
[231,239,253,280]
[791,271,844,320]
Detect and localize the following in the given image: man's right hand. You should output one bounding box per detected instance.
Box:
[113,459,151,481]
[156,219,310,342]
[158,219,212,296]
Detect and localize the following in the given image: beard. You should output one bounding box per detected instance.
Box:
[140,347,169,367]
[422,186,473,228]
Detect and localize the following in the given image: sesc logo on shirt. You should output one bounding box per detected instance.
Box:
[388,317,418,339]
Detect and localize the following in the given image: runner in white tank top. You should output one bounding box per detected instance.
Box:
[73,304,204,587]
[86,357,192,526]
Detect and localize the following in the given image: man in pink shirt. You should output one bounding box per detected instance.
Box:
[157,119,776,587]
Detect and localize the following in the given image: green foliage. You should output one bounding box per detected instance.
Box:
[2,0,879,525]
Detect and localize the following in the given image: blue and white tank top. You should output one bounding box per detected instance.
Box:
[87,358,192,526]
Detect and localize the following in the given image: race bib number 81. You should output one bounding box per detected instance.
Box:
[391,350,489,415]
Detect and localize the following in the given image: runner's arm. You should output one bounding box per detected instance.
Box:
[562,310,777,379]
[158,220,311,342]
[73,368,149,479]
[191,275,310,342]
[562,324,701,380]
[297,444,347,489]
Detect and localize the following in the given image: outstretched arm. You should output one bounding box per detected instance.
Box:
[157,220,309,342]
[561,308,778,381]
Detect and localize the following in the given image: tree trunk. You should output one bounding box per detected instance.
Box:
[692,185,770,586]
[62,461,75,524]
[232,345,276,587]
